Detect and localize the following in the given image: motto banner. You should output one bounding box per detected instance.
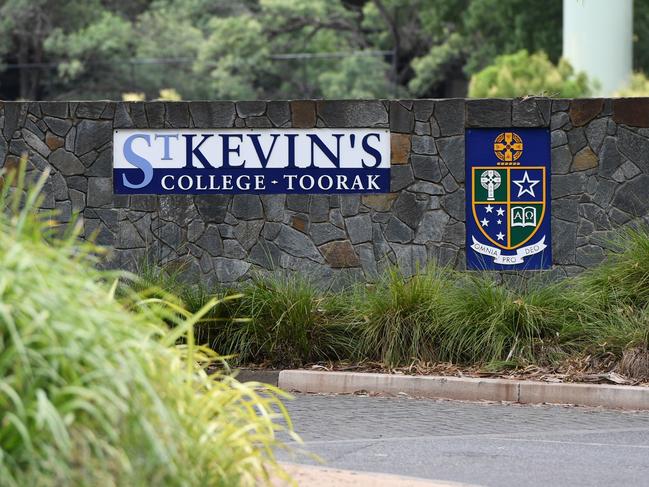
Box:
[465,128,552,270]
[113,128,390,194]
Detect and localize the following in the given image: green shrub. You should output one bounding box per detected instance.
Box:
[352,265,450,367]
[614,72,649,97]
[437,273,574,365]
[129,261,236,346]
[576,227,649,311]
[468,49,594,98]
[0,164,294,486]
[212,274,356,367]
[130,222,649,377]
[578,308,649,358]
[557,227,649,375]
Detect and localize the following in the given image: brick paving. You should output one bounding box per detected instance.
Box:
[277,393,649,487]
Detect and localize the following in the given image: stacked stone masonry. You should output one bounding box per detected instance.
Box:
[0,98,647,286]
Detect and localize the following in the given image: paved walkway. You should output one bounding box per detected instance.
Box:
[276,464,474,487]
[277,393,649,487]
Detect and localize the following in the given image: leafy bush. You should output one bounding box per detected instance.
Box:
[0,164,294,486]
[614,72,649,97]
[468,50,594,98]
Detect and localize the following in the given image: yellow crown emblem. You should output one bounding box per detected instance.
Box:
[494,132,523,165]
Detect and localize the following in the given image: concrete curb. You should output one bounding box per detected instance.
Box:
[234,368,280,385]
[278,370,649,410]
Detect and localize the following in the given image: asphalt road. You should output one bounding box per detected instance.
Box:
[277,393,649,487]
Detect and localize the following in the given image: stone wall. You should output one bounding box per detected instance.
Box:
[0,98,647,286]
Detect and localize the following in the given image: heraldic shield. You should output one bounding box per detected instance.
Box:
[465,128,551,270]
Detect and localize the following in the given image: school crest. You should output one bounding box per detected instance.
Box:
[465,129,551,270]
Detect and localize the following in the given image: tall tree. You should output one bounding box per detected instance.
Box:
[0,0,103,99]
[407,0,563,96]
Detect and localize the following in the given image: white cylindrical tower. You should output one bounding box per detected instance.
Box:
[563,0,633,95]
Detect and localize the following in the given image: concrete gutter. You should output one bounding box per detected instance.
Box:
[278,370,649,410]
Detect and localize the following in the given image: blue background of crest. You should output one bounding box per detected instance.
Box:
[465,128,552,271]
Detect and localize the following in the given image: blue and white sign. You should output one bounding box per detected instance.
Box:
[465,128,551,270]
[113,129,390,194]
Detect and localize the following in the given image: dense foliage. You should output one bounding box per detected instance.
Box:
[0,0,587,100]
[0,164,295,486]
[468,50,594,98]
[615,72,649,97]
[140,229,649,378]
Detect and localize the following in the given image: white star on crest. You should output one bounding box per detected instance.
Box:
[480,218,489,227]
[513,171,539,198]
[496,207,505,216]
[485,204,493,213]
[497,219,502,225]
[496,232,505,241]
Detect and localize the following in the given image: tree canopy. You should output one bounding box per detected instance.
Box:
[468,50,594,98]
[0,0,646,100]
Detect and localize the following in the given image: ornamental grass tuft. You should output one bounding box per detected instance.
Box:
[577,226,649,311]
[0,161,295,486]
[213,274,356,367]
[131,217,649,378]
[352,265,450,367]
[436,273,575,365]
